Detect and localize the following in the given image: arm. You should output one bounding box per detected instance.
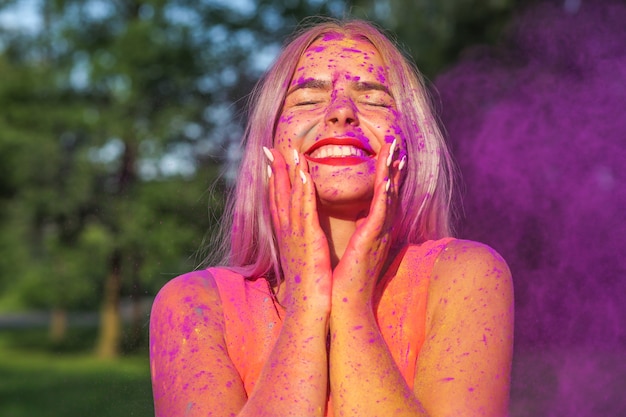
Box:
[242,148,332,416]
[329,240,514,417]
[149,267,329,417]
[149,272,247,417]
[328,142,429,416]
[330,285,429,416]
[414,240,514,417]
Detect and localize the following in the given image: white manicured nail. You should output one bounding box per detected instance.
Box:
[299,170,307,184]
[267,165,272,178]
[398,155,407,171]
[385,178,391,192]
[293,149,300,165]
[263,146,274,163]
[386,139,397,167]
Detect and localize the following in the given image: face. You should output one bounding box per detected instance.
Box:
[274,33,404,215]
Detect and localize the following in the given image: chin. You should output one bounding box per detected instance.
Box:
[315,187,373,218]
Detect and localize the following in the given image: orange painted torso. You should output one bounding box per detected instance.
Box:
[211,238,453,416]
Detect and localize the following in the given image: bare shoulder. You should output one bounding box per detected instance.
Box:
[150,268,227,351]
[150,268,248,416]
[436,239,510,276]
[415,239,514,416]
[152,269,222,311]
[429,239,512,300]
[426,239,513,332]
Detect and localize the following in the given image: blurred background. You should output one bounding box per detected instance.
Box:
[0,0,624,416]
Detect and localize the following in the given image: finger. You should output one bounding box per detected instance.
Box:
[268,163,280,231]
[298,158,320,238]
[382,144,406,229]
[289,150,304,232]
[264,147,280,231]
[368,140,396,232]
[268,149,292,231]
[387,154,405,213]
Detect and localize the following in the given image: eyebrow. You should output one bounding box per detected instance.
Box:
[286,79,392,96]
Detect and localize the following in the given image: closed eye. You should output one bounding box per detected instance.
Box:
[364,102,391,108]
[295,101,322,106]
[359,92,394,109]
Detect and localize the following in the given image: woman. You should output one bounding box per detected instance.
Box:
[150,18,513,417]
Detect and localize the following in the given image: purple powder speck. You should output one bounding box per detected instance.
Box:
[322,32,344,42]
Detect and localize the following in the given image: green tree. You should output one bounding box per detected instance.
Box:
[350,0,516,77]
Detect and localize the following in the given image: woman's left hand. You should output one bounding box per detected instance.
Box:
[331,140,403,306]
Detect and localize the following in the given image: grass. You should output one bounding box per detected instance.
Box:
[3,326,625,417]
[0,327,154,417]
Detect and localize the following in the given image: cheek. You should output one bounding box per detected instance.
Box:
[382,113,407,153]
[274,113,319,146]
[273,118,295,147]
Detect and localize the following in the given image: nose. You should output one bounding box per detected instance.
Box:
[325,94,359,126]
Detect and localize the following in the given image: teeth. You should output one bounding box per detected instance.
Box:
[310,145,368,159]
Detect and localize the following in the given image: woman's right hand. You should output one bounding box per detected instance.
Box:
[265,147,333,318]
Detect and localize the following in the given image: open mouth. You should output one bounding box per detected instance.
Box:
[305,138,374,166]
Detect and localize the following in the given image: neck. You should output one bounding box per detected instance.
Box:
[318,210,364,268]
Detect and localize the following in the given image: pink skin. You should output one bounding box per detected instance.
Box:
[267,149,333,315]
[267,35,404,308]
[266,138,400,311]
[273,36,403,220]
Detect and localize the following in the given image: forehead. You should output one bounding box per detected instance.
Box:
[291,33,387,82]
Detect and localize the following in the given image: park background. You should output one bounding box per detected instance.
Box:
[1,0,624,416]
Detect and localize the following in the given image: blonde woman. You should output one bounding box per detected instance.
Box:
[150,18,514,417]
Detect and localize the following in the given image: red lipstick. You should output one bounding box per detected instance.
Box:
[304,138,374,166]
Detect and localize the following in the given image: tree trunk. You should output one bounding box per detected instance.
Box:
[96,139,138,358]
[96,249,122,358]
[49,308,67,343]
[129,255,145,350]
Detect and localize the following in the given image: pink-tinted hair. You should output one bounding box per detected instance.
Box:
[213,18,455,285]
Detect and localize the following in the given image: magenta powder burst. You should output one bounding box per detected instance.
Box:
[436,1,626,416]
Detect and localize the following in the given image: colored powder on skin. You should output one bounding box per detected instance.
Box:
[321,32,344,42]
[435,1,626,416]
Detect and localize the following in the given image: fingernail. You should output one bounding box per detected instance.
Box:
[299,170,307,184]
[398,155,407,171]
[386,139,397,167]
[385,178,391,192]
[263,146,274,163]
[267,165,272,178]
[293,149,300,165]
